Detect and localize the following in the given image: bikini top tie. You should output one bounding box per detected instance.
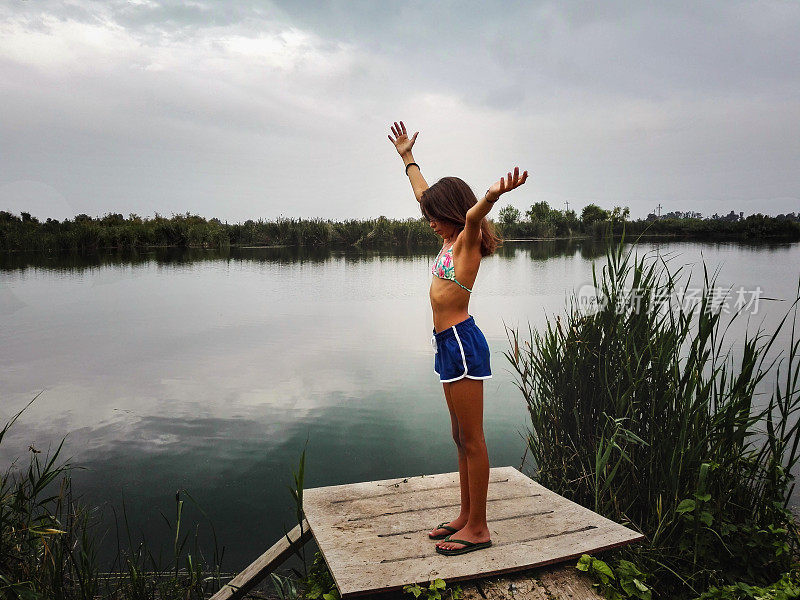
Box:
[431,242,473,293]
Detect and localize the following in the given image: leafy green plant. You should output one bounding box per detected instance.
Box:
[576,554,652,600]
[301,551,340,600]
[695,566,800,600]
[403,578,463,600]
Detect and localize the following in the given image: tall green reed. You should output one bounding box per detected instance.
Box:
[285,439,308,579]
[505,231,800,597]
[273,442,341,600]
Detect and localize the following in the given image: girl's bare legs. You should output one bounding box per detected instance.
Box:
[428,382,470,538]
[436,378,491,550]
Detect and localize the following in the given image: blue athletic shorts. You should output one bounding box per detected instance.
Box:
[431,316,492,383]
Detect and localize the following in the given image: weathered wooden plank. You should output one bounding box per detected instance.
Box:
[306,469,636,560]
[327,474,515,505]
[304,466,644,597]
[310,488,577,542]
[312,470,514,498]
[209,519,313,600]
[323,523,633,594]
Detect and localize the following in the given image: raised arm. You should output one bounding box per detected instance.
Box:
[463,166,529,243]
[388,120,429,202]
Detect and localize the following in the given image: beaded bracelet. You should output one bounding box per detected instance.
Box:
[405,162,420,175]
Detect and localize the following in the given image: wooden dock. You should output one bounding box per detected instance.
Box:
[211,465,645,599]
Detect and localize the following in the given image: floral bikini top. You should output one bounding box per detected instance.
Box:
[431,242,473,293]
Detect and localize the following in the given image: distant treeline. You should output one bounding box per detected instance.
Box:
[2,204,799,252]
[0,211,437,252]
[496,202,800,240]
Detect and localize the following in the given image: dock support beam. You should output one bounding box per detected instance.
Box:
[210,519,312,600]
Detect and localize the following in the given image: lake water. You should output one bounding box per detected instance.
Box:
[2,238,799,570]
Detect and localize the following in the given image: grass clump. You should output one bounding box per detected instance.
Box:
[505,232,800,598]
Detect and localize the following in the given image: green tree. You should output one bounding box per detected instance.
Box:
[498,205,521,224]
[610,206,630,224]
[581,204,609,225]
[526,201,553,223]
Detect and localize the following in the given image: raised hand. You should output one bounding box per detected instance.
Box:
[388,120,418,156]
[486,167,529,202]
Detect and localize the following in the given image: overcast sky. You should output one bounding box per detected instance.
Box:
[1,0,798,222]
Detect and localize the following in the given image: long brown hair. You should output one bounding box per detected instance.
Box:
[420,176,501,257]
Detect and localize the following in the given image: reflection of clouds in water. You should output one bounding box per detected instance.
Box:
[0,285,26,315]
[238,375,357,412]
[0,339,371,464]
[1,405,300,467]
[105,413,294,451]
[72,413,301,477]
[4,242,800,462]
[87,262,154,289]
[157,365,362,416]
[3,242,800,567]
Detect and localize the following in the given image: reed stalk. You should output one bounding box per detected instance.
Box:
[505,230,800,597]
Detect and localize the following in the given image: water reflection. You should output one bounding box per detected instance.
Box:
[1,238,799,569]
[1,237,617,273]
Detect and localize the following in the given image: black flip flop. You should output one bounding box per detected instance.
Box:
[435,536,493,555]
[428,522,458,540]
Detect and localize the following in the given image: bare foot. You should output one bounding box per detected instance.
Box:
[428,516,468,539]
[435,525,491,550]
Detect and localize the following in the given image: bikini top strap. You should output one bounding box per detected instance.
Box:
[433,244,444,268]
[453,278,472,293]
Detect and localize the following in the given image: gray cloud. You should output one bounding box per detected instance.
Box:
[1,0,798,222]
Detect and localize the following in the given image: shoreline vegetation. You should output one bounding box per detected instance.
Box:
[505,236,800,599]
[1,205,799,253]
[3,239,800,599]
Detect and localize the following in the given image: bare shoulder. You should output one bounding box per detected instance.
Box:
[454,227,482,257]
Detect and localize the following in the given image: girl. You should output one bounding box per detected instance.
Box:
[388,120,528,555]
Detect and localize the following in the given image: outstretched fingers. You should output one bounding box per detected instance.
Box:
[388,120,419,155]
[389,121,411,142]
[506,167,528,191]
[492,167,529,198]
